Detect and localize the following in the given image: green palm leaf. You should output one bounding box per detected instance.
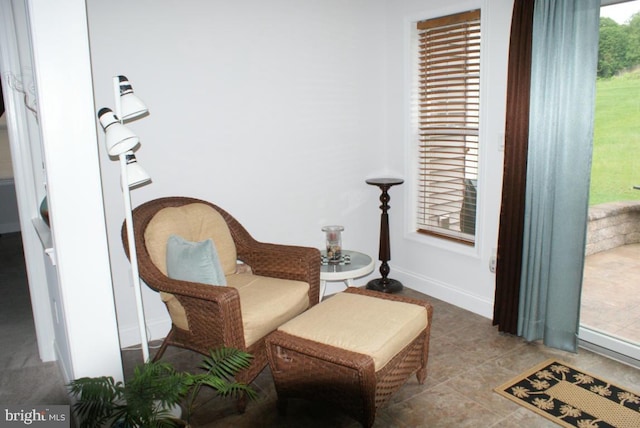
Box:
[200,347,253,380]
[68,376,124,428]
[68,347,256,427]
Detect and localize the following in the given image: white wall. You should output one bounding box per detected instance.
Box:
[383,0,513,317]
[86,0,513,347]
[87,0,389,347]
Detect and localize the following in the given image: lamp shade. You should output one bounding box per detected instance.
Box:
[98,108,139,156]
[118,75,148,121]
[124,152,151,188]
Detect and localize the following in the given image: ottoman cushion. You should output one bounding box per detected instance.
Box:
[277,291,428,371]
[227,273,310,347]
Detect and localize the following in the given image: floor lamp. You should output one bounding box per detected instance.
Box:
[98,76,151,361]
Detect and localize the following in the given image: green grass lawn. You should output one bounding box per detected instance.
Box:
[590,71,640,205]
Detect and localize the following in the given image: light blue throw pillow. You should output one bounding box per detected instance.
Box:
[166,235,227,286]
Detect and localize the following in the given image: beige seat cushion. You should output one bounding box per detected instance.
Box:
[144,203,237,276]
[226,273,310,347]
[160,273,310,346]
[277,292,428,371]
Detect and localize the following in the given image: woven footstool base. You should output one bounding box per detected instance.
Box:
[266,287,433,427]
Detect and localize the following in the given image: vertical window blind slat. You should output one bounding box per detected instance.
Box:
[416,9,480,244]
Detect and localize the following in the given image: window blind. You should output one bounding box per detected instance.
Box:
[416,9,480,245]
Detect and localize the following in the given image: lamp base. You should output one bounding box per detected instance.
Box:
[366,278,403,293]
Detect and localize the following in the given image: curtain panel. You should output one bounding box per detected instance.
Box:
[0,76,4,117]
[493,0,535,335]
[518,0,600,352]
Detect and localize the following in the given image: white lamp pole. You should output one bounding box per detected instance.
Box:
[119,151,150,362]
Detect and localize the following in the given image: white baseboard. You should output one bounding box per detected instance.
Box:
[54,340,72,384]
[391,268,494,319]
[118,315,171,349]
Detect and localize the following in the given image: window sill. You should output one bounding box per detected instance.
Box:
[404,229,480,259]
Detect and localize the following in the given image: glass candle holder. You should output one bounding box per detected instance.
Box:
[322,225,344,263]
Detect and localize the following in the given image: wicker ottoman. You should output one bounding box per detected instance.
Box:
[265,287,433,427]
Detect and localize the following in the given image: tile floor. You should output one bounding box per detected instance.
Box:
[122,286,640,427]
[581,243,640,345]
[0,232,70,407]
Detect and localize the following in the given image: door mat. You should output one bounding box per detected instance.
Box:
[494,359,640,428]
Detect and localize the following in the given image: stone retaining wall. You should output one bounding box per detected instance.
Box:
[586,201,640,256]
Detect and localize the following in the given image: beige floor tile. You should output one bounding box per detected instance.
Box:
[443,361,523,418]
[385,384,504,428]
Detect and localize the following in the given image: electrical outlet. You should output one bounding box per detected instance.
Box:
[489,248,497,273]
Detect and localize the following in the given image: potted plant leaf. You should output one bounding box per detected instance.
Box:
[68,347,256,427]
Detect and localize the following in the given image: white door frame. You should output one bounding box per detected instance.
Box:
[0,0,55,362]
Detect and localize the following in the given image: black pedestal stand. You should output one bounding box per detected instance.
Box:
[365,177,403,293]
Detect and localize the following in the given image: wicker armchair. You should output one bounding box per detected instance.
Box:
[122,196,320,411]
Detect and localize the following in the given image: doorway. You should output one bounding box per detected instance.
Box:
[579,0,640,365]
[0,0,58,364]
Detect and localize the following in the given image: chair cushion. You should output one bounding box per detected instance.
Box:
[145,203,237,276]
[226,273,310,347]
[160,273,310,344]
[277,292,428,371]
[166,235,226,286]
[159,292,189,330]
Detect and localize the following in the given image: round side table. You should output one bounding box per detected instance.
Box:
[319,250,374,301]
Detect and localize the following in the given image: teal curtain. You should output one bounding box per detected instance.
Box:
[518,0,600,352]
